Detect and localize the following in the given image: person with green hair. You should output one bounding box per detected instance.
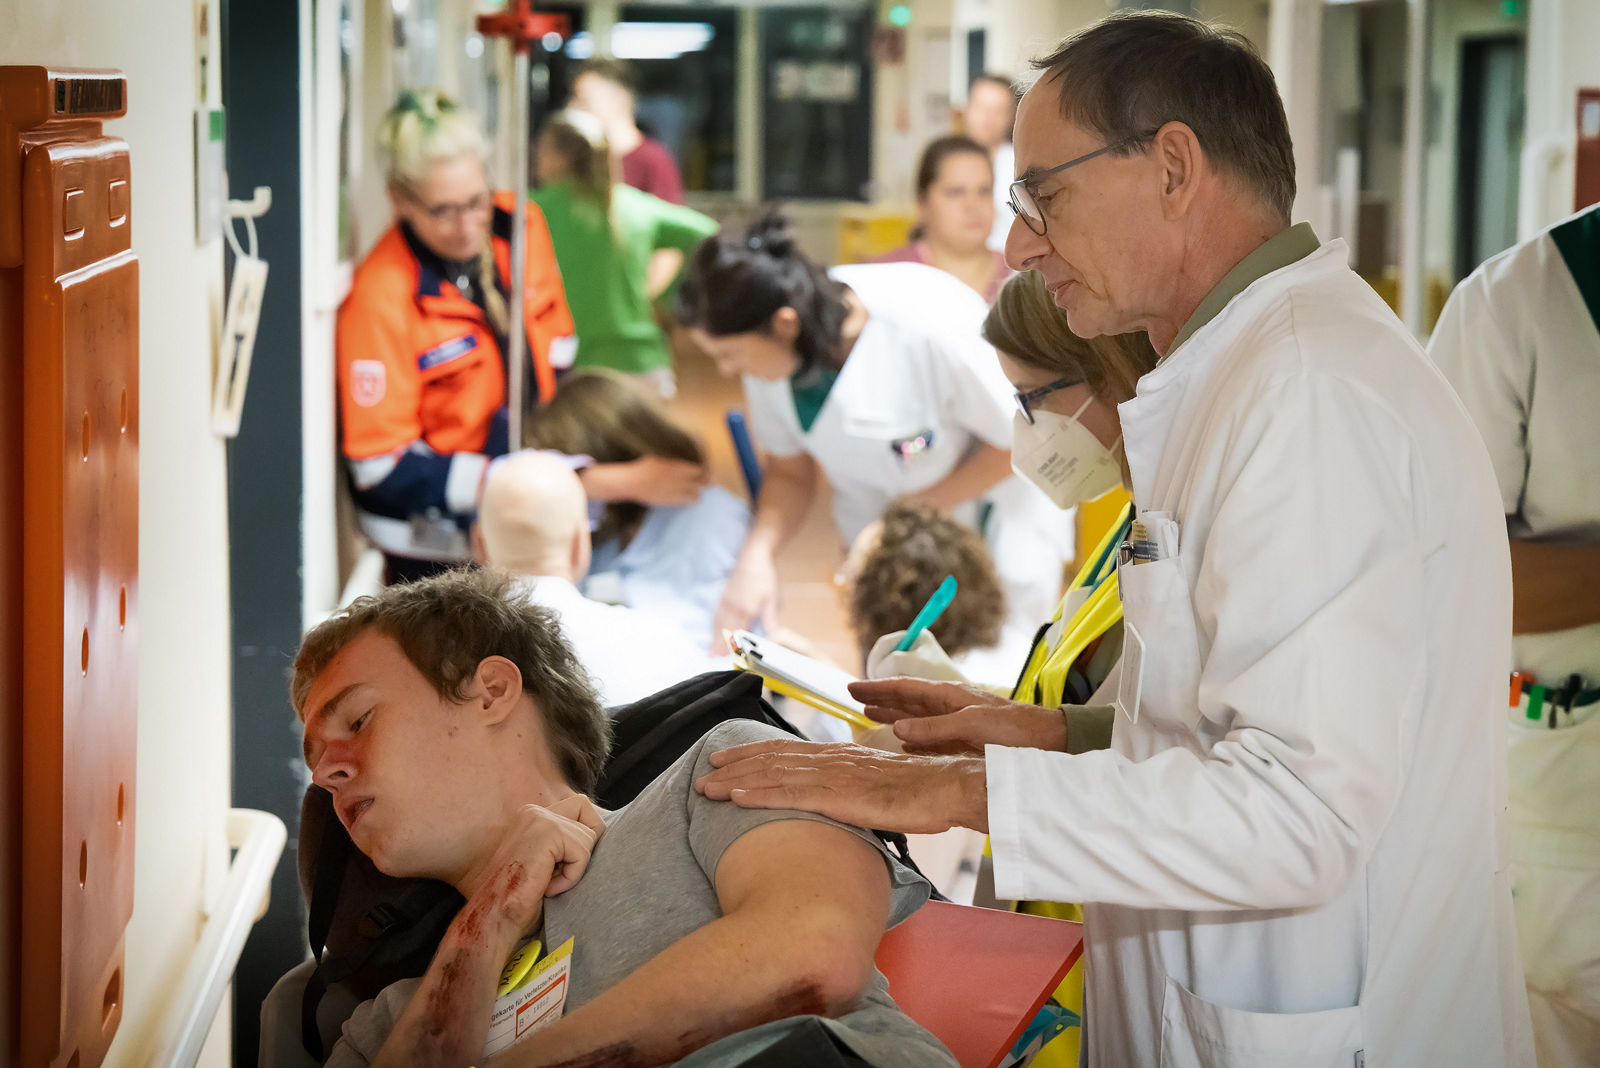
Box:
[532,109,718,398]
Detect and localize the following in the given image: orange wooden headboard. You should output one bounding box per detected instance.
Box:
[1,66,137,1068]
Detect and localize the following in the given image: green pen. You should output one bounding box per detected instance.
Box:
[895,575,957,652]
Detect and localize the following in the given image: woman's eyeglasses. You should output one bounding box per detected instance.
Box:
[410,191,493,224]
[1014,377,1078,424]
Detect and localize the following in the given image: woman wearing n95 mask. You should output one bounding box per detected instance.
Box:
[854,270,1155,1068]
[860,269,1155,763]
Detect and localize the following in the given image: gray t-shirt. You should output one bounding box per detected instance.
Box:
[326,720,956,1067]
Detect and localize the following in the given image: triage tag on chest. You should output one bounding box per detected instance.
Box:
[483,936,576,1058]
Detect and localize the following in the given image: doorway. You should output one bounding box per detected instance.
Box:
[1456,35,1526,280]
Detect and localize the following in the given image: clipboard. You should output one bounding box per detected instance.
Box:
[727,630,877,730]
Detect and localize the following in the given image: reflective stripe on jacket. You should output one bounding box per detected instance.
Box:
[336,194,574,561]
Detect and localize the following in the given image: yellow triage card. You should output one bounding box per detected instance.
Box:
[727,630,877,730]
[483,936,575,1059]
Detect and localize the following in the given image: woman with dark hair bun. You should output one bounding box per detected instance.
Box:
[679,209,1067,645]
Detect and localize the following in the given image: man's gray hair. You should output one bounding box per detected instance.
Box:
[1030,10,1295,222]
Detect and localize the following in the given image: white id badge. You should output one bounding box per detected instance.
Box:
[1116,618,1146,723]
[483,937,575,1058]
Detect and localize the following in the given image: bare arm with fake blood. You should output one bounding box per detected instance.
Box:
[497,819,891,1068]
[362,798,604,1068]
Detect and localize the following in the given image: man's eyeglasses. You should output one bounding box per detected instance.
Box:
[1007,134,1149,237]
[1014,377,1078,425]
[410,190,493,224]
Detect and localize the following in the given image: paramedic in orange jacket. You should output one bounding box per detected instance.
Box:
[339,90,706,583]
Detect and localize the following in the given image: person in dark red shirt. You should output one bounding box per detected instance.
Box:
[569,57,685,204]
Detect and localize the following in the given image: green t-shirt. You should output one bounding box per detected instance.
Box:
[531,180,719,374]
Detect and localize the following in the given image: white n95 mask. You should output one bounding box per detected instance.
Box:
[1010,396,1122,509]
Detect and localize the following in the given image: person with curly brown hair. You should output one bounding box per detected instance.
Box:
[840,502,1017,684]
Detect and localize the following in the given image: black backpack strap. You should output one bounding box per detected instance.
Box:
[306,795,349,961]
[599,672,757,788]
[872,828,949,903]
[300,961,332,1059]
[299,786,353,1059]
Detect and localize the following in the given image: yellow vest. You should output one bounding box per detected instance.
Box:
[1000,503,1131,1068]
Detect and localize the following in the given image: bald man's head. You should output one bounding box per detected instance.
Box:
[475,452,591,581]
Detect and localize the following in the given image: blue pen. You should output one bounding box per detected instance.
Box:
[895,576,957,652]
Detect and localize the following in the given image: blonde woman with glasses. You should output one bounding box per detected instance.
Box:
[338,89,701,584]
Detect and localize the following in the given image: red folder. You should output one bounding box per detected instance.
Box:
[875,900,1084,1068]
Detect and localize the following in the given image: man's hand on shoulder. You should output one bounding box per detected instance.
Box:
[696,738,990,835]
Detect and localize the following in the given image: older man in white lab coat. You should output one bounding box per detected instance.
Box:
[699,11,1534,1067]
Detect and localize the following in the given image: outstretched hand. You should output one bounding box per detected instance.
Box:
[582,456,709,507]
[695,738,989,835]
[710,548,778,652]
[850,677,1068,756]
[625,456,710,506]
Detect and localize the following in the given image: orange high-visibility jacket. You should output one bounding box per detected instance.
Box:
[336,193,575,562]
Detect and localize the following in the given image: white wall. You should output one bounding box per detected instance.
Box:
[1198,0,1271,49]
[952,0,1103,87]
[871,0,955,206]
[0,2,235,1066]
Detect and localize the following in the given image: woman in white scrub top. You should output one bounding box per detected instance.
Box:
[680,210,1065,641]
[1429,201,1600,1068]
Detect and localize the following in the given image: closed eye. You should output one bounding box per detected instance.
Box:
[350,708,374,734]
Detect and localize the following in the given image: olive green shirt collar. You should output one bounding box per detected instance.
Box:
[1166,222,1320,355]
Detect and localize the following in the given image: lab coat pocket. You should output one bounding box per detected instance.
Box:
[1115,555,1203,733]
[1159,976,1363,1068]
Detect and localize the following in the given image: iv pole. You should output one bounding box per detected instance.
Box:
[476,1,569,448]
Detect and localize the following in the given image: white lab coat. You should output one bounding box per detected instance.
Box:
[986,242,1534,1066]
[989,143,1015,252]
[1429,203,1600,1068]
[514,575,729,707]
[742,261,1068,628]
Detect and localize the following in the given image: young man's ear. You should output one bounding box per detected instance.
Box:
[470,655,524,725]
[570,523,591,581]
[470,521,491,566]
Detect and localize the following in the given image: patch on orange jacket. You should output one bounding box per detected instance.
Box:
[350,359,387,407]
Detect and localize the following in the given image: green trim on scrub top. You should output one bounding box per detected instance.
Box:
[790,367,839,433]
[1550,205,1600,338]
[1166,222,1322,356]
